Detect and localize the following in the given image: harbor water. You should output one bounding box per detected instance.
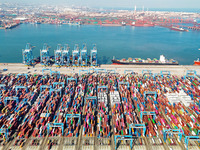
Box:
[0,23,200,65]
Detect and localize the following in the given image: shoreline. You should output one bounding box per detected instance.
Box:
[0,63,199,76]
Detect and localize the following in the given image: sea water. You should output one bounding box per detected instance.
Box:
[0,24,200,65]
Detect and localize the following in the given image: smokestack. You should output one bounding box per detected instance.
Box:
[143,6,144,12]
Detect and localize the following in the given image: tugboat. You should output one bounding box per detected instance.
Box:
[112,55,179,65]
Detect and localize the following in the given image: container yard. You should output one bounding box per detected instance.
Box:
[0,67,200,150]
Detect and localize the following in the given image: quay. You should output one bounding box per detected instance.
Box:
[0,63,200,76]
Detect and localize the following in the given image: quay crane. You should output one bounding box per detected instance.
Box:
[54,44,62,66]
[72,44,79,66]
[40,43,50,66]
[22,43,34,66]
[80,43,87,67]
[62,44,70,66]
[90,44,97,66]
[22,43,98,67]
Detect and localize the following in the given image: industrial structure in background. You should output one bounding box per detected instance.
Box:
[22,43,98,67]
[1,3,200,30]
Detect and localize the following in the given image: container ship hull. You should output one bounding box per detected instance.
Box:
[132,24,154,27]
[170,27,189,32]
[112,59,179,65]
[131,21,155,27]
[194,61,200,65]
[101,24,121,27]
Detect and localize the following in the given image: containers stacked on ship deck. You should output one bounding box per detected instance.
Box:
[82,75,96,150]
[96,75,111,150]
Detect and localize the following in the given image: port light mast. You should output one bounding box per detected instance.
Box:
[40,43,50,66]
[90,44,97,66]
[54,44,62,66]
[80,43,87,67]
[62,44,70,66]
[22,43,34,66]
[72,44,79,66]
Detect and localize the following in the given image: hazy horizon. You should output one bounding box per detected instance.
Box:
[1,0,200,9]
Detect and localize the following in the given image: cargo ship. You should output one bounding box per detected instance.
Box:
[101,24,121,27]
[170,26,189,32]
[112,55,179,65]
[4,23,20,29]
[68,21,81,26]
[194,59,200,65]
[193,49,200,65]
[131,21,155,27]
[101,21,126,27]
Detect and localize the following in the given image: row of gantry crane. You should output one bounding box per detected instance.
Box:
[22,43,98,66]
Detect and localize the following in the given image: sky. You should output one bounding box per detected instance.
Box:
[1,0,200,9]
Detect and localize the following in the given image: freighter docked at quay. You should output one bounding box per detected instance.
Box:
[131,20,155,27]
[170,26,189,32]
[112,55,179,65]
[193,49,200,65]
